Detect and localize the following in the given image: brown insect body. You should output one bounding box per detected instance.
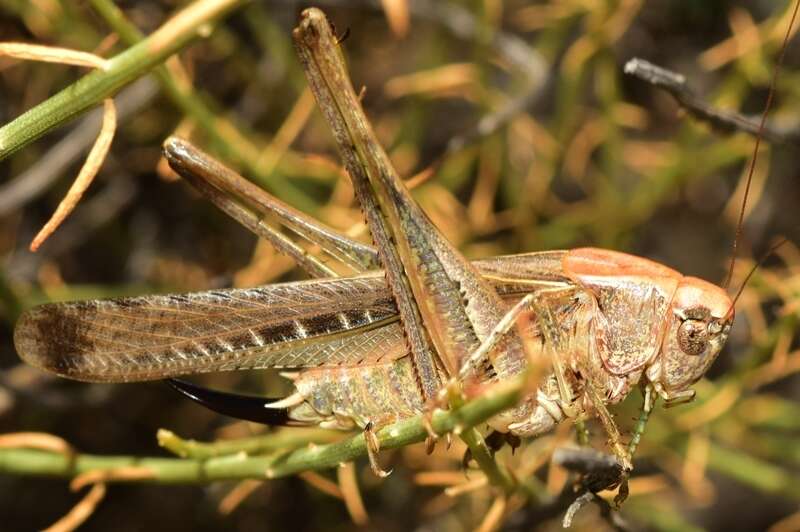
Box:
[272,248,734,436]
[14,247,733,438]
[11,7,754,474]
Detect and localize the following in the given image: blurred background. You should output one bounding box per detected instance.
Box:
[1,1,799,530]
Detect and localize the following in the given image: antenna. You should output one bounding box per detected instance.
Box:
[725,238,788,319]
[723,0,800,290]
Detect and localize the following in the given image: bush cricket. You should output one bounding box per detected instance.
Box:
[11,6,792,498]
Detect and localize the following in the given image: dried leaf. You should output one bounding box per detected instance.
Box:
[30,98,117,251]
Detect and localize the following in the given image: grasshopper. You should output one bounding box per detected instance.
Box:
[13,8,746,482]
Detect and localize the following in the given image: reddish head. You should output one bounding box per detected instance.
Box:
[655,277,734,395]
[565,248,734,400]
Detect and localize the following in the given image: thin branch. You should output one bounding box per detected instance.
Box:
[0,43,110,70]
[156,427,341,460]
[0,375,524,484]
[42,483,106,532]
[0,0,245,161]
[460,427,516,494]
[89,0,317,211]
[29,98,117,251]
[624,58,799,144]
[0,77,157,217]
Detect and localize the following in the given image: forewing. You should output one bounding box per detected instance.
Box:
[13,274,400,383]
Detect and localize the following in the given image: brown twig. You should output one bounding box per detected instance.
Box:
[42,483,106,532]
[29,98,117,251]
[0,77,156,217]
[624,58,799,145]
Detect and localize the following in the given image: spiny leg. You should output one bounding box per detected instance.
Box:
[523,289,584,417]
[295,7,539,405]
[455,287,582,413]
[583,384,632,472]
[527,288,635,473]
[456,292,540,383]
[294,13,537,493]
[452,287,583,469]
[163,139,384,417]
[627,384,655,458]
[164,137,379,278]
[606,384,657,507]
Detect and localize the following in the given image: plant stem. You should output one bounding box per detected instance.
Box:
[0,376,523,484]
[459,428,516,494]
[157,427,342,460]
[0,0,244,162]
[88,0,316,211]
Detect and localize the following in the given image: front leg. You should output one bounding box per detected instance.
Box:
[490,286,635,472]
[583,384,633,472]
[533,290,634,473]
[455,286,592,431]
[628,384,656,458]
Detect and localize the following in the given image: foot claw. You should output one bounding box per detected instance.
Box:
[461,448,473,471]
[425,435,437,455]
[364,421,392,478]
[484,431,522,456]
[613,475,630,507]
[507,434,521,455]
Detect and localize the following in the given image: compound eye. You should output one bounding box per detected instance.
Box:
[677,319,708,356]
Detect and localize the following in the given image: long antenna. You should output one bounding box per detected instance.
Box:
[725,238,788,319]
[724,0,800,289]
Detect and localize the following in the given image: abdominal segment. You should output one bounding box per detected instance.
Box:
[286,357,426,429]
[282,354,571,439]
[280,293,596,435]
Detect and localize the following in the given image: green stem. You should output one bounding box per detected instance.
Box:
[447,382,515,494]
[265,376,523,478]
[157,427,341,459]
[0,375,523,484]
[459,428,516,494]
[89,0,316,211]
[0,0,244,161]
